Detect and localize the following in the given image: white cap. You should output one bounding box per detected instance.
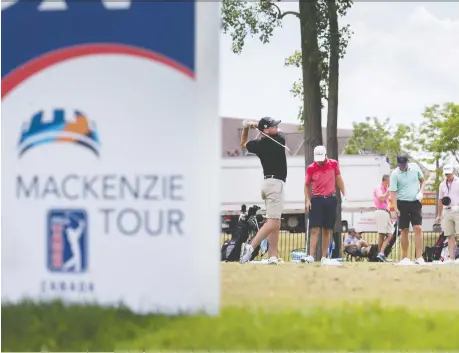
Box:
[314,145,326,162]
[443,164,454,175]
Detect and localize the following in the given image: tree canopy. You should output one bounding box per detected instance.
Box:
[221,1,287,55]
[343,117,417,168]
[343,102,459,187]
[416,102,459,165]
[222,0,353,158]
[283,0,353,122]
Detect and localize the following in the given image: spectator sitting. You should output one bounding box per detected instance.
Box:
[344,228,372,256]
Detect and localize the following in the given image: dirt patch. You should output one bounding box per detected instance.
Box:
[221,262,459,311]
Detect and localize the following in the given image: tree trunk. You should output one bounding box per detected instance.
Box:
[326,0,342,257]
[299,0,323,163]
[299,0,323,256]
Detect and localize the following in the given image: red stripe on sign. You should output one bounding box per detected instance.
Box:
[2,43,195,99]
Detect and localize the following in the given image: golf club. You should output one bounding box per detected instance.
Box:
[244,122,291,151]
[300,216,310,263]
[328,239,333,259]
[258,129,291,152]
[304,217,310,253]
[394,217,399,262]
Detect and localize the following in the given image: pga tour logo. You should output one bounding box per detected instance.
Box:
[47,209,88,273]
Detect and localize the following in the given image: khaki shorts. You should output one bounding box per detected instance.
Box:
[261,178,284,219]
[442,209,459,236]
[375,209,394,234]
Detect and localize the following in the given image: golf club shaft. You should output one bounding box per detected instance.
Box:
[328,238,333,259]
[305,216,310,254]
[256,128,291,152]
[394,217,399,261]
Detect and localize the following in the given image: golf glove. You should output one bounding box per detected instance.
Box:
[451,205,459,213]
[242,120,249,128]
[416,191,423,202]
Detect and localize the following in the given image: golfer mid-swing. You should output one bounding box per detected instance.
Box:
[239,117,287,265]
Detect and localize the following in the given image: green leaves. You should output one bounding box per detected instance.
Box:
[343,102,459,171]
[284,0,354,121]
[221,0,283,54]
[343,117,417,168]
[418,102,459,165]
[283,51,304,121]
[221,0,354,123]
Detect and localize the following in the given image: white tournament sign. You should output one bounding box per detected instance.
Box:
[1,0,221,315]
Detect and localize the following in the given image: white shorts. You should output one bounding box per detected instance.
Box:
[261,178,284,219]
[442,209,459,236]
[375,209,393,235]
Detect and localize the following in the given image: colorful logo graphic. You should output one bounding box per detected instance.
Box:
[18,109,100,157]
[47,209,88,273]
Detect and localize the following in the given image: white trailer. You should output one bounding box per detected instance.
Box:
[221,154,391,233]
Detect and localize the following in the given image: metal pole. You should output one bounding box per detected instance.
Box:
[435,158,440,218]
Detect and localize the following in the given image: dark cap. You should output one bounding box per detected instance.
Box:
[258,117,281,131]
[397,153,409,166]
[348,228,363,234]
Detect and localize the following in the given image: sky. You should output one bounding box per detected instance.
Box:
[219,1,459,129]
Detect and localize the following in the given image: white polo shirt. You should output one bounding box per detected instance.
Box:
[439,177,459,207]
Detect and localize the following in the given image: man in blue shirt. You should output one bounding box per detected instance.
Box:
[343,228,372,256]
[390,153,426,265]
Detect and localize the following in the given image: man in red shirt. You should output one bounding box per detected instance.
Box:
[301,145,346,264]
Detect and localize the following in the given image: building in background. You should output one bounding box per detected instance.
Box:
[221,117,353,158]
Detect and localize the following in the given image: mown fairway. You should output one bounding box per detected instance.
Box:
[221,262,459,310]
[3,261,459,351]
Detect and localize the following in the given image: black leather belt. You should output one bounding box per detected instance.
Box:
[312,193,336,198]
[264,175,286,182]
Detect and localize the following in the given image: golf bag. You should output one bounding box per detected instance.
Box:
[422,232,459,262]
[345,245,363,258]
[346,243,379,261]
[221,204,268,262]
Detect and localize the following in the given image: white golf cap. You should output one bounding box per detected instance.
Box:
[443,164,454,175]
[314,145,326,162]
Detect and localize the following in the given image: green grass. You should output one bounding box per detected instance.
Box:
[2,300,459,351]
[3,262,457,351]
